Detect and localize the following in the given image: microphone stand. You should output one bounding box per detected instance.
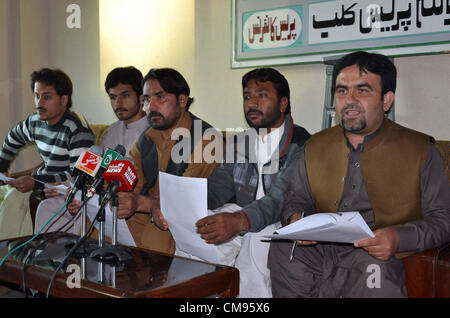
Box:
[64,186,94,257]
[89,188,132,269]
[80,186,87,280]
[97,191,106,249]
[81,186,87,237]
[111,193,119,288]
[112,194,118,246]
[97,191,105,283]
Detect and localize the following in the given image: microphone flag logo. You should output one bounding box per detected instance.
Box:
[101,148,124,169]
[103,160,137,191]
[76,151,101,176]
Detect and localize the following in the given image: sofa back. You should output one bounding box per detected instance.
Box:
[435,140,450,183]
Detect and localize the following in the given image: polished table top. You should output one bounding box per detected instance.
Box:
[0,233,239,298]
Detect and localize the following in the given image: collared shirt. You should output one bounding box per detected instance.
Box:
[101,116,150,156]
[255,123,285,200]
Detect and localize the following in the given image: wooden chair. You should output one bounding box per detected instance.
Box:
[402,140,450,297]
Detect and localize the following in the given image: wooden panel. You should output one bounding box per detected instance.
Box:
[403,243,450,298]
[0,233,239,298]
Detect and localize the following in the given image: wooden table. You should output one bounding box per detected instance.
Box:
[0,233,239,298]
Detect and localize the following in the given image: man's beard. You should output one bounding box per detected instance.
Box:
[147,111,178,130]
[245,108,282,130]
[340,104,367,133]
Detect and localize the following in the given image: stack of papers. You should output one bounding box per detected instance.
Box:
[265,212,374,243]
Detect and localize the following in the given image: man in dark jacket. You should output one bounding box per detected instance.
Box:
[196,68,310,297]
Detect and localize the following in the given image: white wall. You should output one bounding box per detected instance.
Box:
[47,0,196,126]
[193,0,326,134]
[395,54,450,140]
[0,0,49,172]
[48,0,105,125]
[99,0,195,86]
[0,0,12,141]
[193,0,449,139]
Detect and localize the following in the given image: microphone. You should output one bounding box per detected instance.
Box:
[66,146,103,203]
[86,144,126,199]
[99,159,138,210]
[88,159,137,263]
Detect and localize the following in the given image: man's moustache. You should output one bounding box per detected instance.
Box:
[246,109,263,116]
[343,104,363,112]
[149,111,164,119]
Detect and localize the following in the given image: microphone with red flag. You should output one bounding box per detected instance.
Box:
[67,146,103,203]
[89,159,137,262]
[98,160,138,210]
[86,144,126,199]
[103,160,137,192]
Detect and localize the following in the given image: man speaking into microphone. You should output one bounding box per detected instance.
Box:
[102,159,138,207]
[115,68,219,254]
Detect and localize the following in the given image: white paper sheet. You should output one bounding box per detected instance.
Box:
[159,172,220,264]
[45,183,69,195]
[265,211,375,243]
[0,173,14,182]
[75,192,136,247]
[0,173,68,195]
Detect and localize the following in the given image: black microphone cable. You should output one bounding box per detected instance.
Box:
[15,153,110,296]
[45,201,106,298]
[40,206,71,233]
[21,198,90,297]
[0,201,69,268]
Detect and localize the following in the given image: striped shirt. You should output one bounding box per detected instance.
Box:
[0,110,95,188]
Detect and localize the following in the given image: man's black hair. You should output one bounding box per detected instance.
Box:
[332,51,397,96]
[105,66,143,97]
[142,68,194,111]
[30,68,73,108]
[242,68,291,114]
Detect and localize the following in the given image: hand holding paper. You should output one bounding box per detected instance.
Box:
[151,199,168,231]
[196,212,246,244]
[44,183,68,196]
[266,211,374,244]
[2,175,35,193]
[354,227,400,261]
[0,173,14,183]
[1,173,67,197]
